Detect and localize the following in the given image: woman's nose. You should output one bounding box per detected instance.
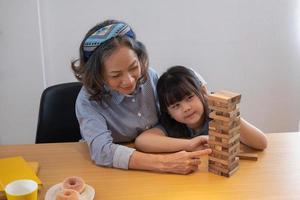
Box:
[121,73,134,85]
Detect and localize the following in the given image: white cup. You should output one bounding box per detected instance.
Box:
[5,179,38,200]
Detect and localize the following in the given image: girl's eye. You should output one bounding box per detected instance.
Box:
[186,95,195,101]
[170,103,180,110]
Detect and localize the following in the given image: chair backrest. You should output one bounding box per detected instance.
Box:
[35,82,82,143]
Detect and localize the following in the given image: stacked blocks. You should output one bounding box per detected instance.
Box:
[207,90,241,177]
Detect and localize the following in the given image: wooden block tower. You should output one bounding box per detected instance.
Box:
[207,90,241,177]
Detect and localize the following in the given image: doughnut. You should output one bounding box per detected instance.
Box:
[62,176,86,194]
[56,189,80,200]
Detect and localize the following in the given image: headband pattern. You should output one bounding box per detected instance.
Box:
[83,23,134,60]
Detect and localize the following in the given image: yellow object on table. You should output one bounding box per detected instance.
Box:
[0,157,41,200]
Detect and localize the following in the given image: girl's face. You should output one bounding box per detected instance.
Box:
[167,93,205,130]
[103,46,142,95]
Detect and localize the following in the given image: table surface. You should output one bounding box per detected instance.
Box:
[1,132,300,200]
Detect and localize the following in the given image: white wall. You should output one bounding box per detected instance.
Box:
[0,0,44,144]
[1,0,300,144]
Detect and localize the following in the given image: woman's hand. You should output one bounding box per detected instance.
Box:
[184,135,209,152]
[160,149,212,174]
[129,145,212,175]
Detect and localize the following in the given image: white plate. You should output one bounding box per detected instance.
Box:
[45,183,95,200]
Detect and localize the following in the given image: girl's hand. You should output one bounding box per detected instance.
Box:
[184,135,209,152]
[160,149,212,174]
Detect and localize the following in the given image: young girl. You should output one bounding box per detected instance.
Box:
[72,20,211,175]
[158,65,210,139]
[135,66,267,152]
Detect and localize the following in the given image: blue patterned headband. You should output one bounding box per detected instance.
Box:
[83,23,134,61]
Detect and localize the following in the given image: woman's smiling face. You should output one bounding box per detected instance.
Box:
[103,46,141,95]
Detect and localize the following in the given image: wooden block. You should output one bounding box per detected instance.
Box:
[211,142,239,157]
[208,139,229,148]
[209,124,240,137]
[209,164,230,174]
[209,125,217,131]
[211,148,230,157]
[229,144,239,155]
[209,142,239,158]
[228,133,240,144]
[208,154,237,166]
[209,135,216,141]
[208,100,237,112]
[215,145,222,151]
[228,157,239,170]
[208,90,241,104]
[209,157,239,177]
[215,137,222,142]
[208,135,239,148]
[208,103,239,113]
[209,130,230,139]
[210,151,237,161]
[209,158,239,174]
[208,167,223,176]
[222,138,228,143]
[209,156,229,165]
[215,108,240,118]
[209,110,240,122]
[209,117,241,131]
[208,90,241,103]
[237,152,258,161]
[222,165,239,177]
[228,125,241,135]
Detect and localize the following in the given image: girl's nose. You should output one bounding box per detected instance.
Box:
[182,102,191,112]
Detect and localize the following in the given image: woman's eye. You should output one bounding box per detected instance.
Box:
[111,74,121,78]
[130,66,138,71]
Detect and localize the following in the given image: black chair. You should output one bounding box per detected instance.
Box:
[35,82,83,143]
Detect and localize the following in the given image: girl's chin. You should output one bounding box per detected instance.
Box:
[185,117,202,128]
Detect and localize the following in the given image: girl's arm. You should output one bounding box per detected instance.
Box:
[135,119,268,152]
[240,118,268,150]
[135,128,209,152]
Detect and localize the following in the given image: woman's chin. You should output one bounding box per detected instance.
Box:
[120,86,135,95]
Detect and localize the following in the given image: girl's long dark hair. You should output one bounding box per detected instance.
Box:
[157,66,209,138]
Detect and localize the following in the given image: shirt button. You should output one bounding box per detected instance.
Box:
[145,126,149,129]
[132,98,135,102]
[137,112,142,117]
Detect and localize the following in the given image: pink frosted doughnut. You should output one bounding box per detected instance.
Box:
[62,176,86,194]
[56,189,80,200]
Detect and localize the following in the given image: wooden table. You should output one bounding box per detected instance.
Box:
[1,132,300,200]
